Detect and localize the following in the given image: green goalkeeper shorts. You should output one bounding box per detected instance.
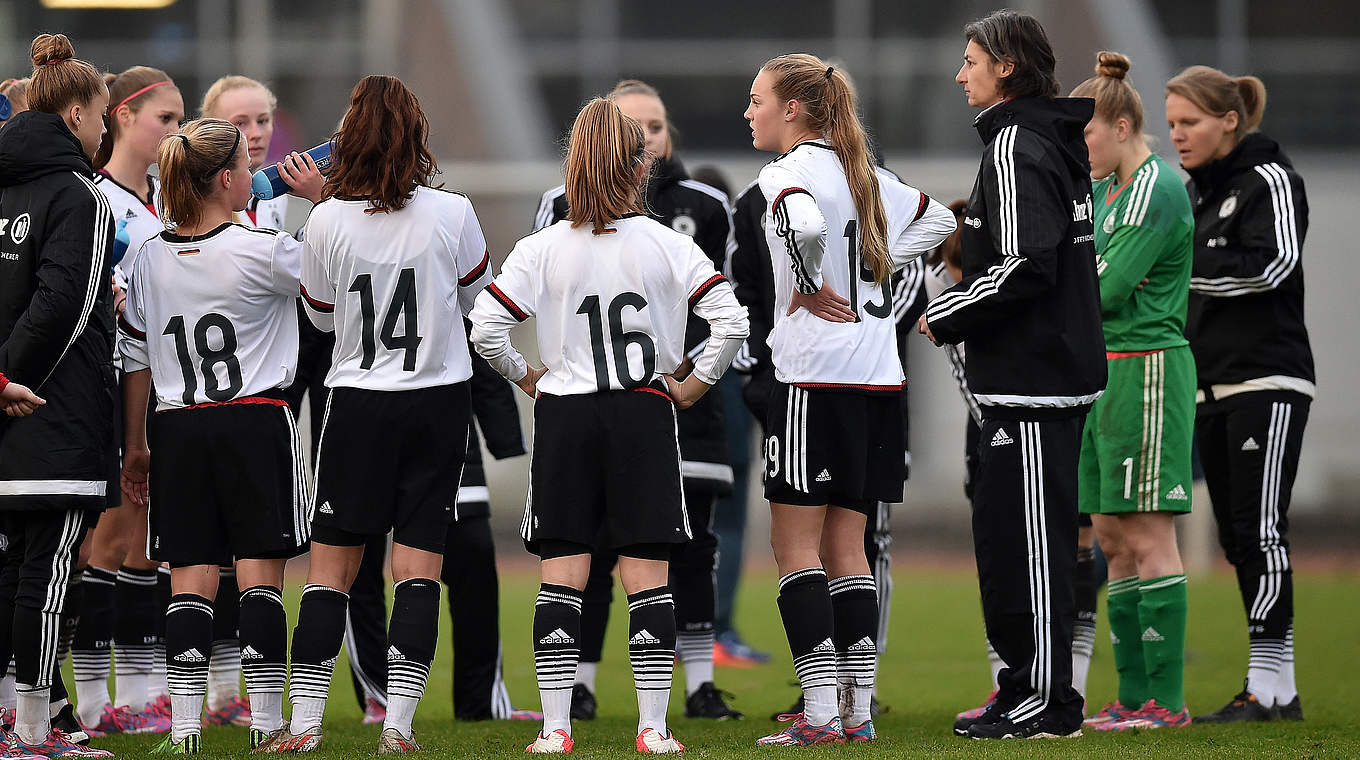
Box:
[1079,345,1196,515]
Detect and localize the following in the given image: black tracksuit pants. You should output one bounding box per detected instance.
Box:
[971,415,1084,727]
[1196,391,1309,654]
[0,509,85,692]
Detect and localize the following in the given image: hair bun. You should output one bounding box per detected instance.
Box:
[1095,51,1131,80]
[31,33,76,68]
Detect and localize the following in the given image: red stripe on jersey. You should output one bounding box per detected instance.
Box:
[117,314,146,340]
[160,395,288,413]
[246,209,258,226]
[912,192,930,222]
[773,187,811,209]
[144,202,158,218]
[459,250,491,286]
[793,381,906,393]
[300,284,335,313]
[487,283,528,321]
[688,274,726,308]
[1106,348,1164,360]
[633,386,674,404]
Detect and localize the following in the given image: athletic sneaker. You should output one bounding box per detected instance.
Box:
[713,630,770,667]
[361,699,386,726]
[1194,688,1273,723]
[755,713,845,746]
[203,696,251,727]
[251,725,322,753]
[1094,699,1191,731]
[376,728,421,754]
[1274,695,1304,721]
[89,705,166,736]
[684,682,743,720]
[507,708,544,721]
[1083,700,1133,727]
[0,707,12,733]
[130,699,171,735]
[525,730,573,754]
[149,733,200,754]
[843,719,876,742]
[568,684,596,721]
[249,728,288,751]
[50,707,90,747]
[635,729,683,754]
[0,740,44,760]
[968,711,1082,739]
[5,729,112,758]
[955,689,997,722]
[954,697,1004,737]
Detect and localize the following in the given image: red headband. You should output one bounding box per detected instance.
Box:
[114,80,172,111]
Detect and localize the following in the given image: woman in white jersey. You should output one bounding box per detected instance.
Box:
[742,54,954,746]
[254,75,493,756]
[80,65,183,735]
[117,118,309,754]
[470,98,747,755]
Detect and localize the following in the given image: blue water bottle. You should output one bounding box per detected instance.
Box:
[250,142,333,200]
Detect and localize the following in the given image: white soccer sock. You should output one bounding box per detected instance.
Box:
[677,630,714,697]
[74,677,109,727]
[250,691,283,733]
[289,696,327,734]
[48,698,68,719]
[115,672,149,712]
[0,672,15,711]
[1071,624,1095,697]
[540,687,571,736]
[207,641,241,709]
[986,639,1003,691]
[573,662,596,692]
[1275,626,1298,704]
[150,645,169,699]
[382,695,419,739]
[170,694,203,742]
[803,685,838,727]
[1246,638,1284,707]
[15,686,51,745]
[636,688,669,735]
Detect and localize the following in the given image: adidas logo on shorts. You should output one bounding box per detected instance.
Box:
[815,469,832,483]
[629,629,662,646]
[1241,437,1260,452]
[538,628,575,645]
[241,645,264,661]
[847,636,876,651]
[318,501,335,515]
[991,428,1014,447]
[174,648,207,663]
[811,637,837,654]
[1142,627,1166,642]
[1165,484,1188,501]
[386,645,405,662]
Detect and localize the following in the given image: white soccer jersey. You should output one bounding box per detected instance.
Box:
[469,214,749,396]
[758,139,956,389]
[117,223,302,411]
[241,194,290,232]
[94,172,163,289]
[299,186,494,391]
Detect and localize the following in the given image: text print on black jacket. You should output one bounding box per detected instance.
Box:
[0,109,116,511]
[925,96,1106,419]
[1184,132,1313,399]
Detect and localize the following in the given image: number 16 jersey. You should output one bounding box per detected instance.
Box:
[299,186,495,391]
[118,223,302,410]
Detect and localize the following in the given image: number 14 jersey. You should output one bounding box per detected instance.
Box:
[299,186,494,391]
[118,223,302,410]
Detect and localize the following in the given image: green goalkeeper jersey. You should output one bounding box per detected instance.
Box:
[1092,153,1195,352]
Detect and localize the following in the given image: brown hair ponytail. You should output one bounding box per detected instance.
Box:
[26,33,103,114]
[94,65,178,170]
[157,118,243,228]
[761,54,890,284]
[563,97,648,235]
[1166,65,1267,137]
[1070,51,1144,135]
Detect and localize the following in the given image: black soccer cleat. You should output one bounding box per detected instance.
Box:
[953,698,1004,737]
[967,710,1082,739]
[1274,695,1304,721]
[771,691,803,722]
[1194,687,1274,724]
[569,683,597,721]
[51,702,92,746]
[684,682,744,720]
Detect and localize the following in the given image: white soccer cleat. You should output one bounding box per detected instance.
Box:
[635,728,684,754]
[525,729,574,754]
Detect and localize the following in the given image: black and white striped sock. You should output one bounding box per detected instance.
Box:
[287,585,348,734]
[384,578,440,740]
[113,566,158,711]
[207,568,241,710]
[778,568,837,726]
[165,594,213,742]
[239,586,287,732]
[72,566,115,726]
[829,574,877,727]
[533,584,582,736]
[1247,636,1286,706]
[627,587,675,735]
[676,627,714,697]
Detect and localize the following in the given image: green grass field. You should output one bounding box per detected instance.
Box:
[88,566,1359,758]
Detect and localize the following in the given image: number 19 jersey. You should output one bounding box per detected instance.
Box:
[299,186,495,391]
[117,223,302,410]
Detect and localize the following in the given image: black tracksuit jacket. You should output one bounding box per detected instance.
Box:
[0,111,116,511]
[924,96,1106,420]
[1184,133,1314,393]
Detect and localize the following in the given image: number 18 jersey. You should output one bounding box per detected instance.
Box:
[299,186,495,391]
[117,223,302,410]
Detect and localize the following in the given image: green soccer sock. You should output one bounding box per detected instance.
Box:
[1107,576,1147,708]
[1138,574,1188,712]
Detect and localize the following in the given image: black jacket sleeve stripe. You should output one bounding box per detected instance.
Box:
[1189,162,1300,295]
[534,185,564,232]
[40,172,111,386]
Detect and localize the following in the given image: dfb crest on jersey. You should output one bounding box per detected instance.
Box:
[671,214,697,237]
[1218,193,1238,219]
[9,213,30,245]
[1102,212,1116,234]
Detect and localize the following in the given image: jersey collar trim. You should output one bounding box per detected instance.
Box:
[160,221,233,244]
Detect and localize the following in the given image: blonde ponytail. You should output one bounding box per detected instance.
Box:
[157,118,243,228]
